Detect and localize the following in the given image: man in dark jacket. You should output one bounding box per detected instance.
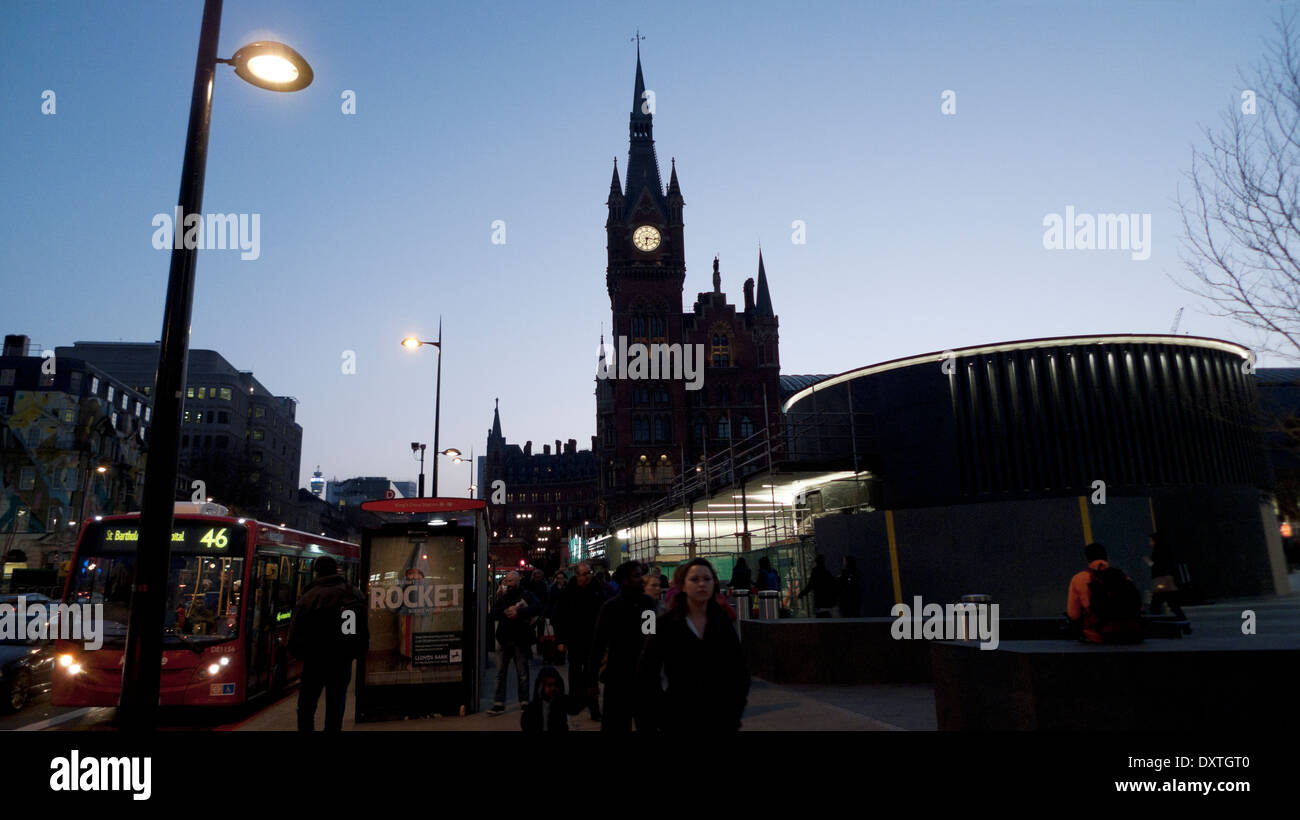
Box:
[798,554,838,617]
[287,556,367,732]
[588,561,656,732]
[489,571,540,715]
[552,561,604,720]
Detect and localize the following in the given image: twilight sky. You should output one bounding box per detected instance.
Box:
[0,0,1291,492]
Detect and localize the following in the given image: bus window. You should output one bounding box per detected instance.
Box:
[298,558,313,598]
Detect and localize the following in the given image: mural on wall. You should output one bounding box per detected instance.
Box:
[0,389,147,532]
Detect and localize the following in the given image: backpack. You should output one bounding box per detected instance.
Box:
[310,586,367,661]
[1085,567,1143,644]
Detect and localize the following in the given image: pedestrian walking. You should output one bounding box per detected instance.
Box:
[643,569,667,617]
[837,556,863,617]
[1145,532,1189,626]
[287,556,368,732]
[798,554,838,617]
[756,557,780,591]
[588,561,657,731]
[639,557,750,732]
[489,571,540,715]
[552,561,604,721]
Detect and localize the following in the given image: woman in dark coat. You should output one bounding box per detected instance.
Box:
[729,557,753,591]
[638,558,750,732]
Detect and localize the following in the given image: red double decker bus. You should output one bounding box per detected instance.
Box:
[52,503,359,708]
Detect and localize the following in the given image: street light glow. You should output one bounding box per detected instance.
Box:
[402,336,422,349]
[247,54,298,84]
[230,41,313,92]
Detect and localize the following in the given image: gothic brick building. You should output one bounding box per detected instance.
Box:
[596,47,782,522]
[483,400,599,573]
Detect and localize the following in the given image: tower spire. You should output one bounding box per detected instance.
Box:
[490,398,502,439]
[624,34,665,215]
[755,249,774,317]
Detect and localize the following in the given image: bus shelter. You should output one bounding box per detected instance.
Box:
[355,498,488,720]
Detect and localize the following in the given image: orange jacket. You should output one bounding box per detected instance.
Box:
[1067,559,1109,642]
[1067,559,1110,619]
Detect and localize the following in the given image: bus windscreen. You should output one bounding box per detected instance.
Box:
[69,520,248,647]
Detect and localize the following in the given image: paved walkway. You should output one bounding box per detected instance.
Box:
[228,659,911,731]
[48,572,1300,732]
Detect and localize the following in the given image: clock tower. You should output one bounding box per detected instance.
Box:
[597,42,781,531]
[599,42,689,518]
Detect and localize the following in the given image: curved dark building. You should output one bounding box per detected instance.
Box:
[782,335,1288,613]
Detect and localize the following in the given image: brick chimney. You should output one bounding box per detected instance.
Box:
[524,440,532,456]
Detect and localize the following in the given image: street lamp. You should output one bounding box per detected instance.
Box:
[401,320,443,495]
[440,447,473,498]
[126,0,312,729]
[78,464,108,536]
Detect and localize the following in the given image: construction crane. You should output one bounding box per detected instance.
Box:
[1170,307,1184,334]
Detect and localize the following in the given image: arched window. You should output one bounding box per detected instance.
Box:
[739,415,754,438]
[716,416,731,440]
[654,454,673,484]
[633,416,650,443]
[634,455,654,486]
[693,415,707,444]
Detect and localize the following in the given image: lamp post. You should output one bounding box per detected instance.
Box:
[411,442,427,498]
[123,0,312,729]
[440,447,473,498]
[78,463,108,534]
[401,319,442,495]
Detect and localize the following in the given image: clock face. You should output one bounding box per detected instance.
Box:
[632,225,661,252]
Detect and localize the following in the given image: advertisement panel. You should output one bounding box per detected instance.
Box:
[364,533,465,686]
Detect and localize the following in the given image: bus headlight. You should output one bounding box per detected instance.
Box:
[208,663,220,675]
[218,656,230,667]
[68,663,83,676]
[58,654,74,668]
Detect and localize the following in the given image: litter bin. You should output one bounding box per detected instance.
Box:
[758,590,780,620]
[732,588,751,621]
[956,594,993,639]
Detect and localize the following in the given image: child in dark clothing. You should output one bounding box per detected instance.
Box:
[520,665,582,732]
